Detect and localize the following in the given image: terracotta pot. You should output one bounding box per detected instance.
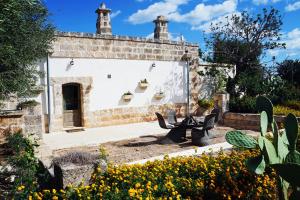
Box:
[154,94,164,100]
[123,94,133,101]
[194,106,211,116]
[139,82,148,89]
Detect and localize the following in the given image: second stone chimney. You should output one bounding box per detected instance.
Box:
[153,16,169,40]
[95,2,112,35]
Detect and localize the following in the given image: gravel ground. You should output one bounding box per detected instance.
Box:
[53,126,259,164]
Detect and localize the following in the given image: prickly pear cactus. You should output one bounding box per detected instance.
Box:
[256,96,273,123]
[225,131,258,149]
[284,114,299,151]
[225,96,300,200]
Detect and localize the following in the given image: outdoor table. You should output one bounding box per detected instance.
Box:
[179,116,203,129]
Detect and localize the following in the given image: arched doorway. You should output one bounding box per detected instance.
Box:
[62,83,82,127]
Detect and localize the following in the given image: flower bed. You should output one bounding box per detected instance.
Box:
[274,105,300,117]
[23,150,277,199]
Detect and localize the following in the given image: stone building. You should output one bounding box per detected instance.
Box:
[0,2,234,135]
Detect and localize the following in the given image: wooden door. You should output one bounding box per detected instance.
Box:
[62,83,82,127]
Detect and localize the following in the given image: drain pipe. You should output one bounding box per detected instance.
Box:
[46,54,51,133]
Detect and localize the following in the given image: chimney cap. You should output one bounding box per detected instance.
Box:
[153,15,169,23]
[96,2,111,13]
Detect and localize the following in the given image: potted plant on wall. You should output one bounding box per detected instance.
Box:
[122,91,133,101]
[154,90,165,100]
[196,98,214,115]
[139,79,149,89]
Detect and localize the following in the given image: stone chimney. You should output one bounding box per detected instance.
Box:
[95,2,112,35]
[153,16,169,40]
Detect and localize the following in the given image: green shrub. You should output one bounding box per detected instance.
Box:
[274,105,300,117]
[17,100,40,109]
[282,100,300,110]
[4,132,39,199]
[197,98,214,109]
[229,96,256,113]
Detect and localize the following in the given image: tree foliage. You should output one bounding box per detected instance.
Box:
[0,0,55,103]
[204,8,285,97]
[277,59,300,87]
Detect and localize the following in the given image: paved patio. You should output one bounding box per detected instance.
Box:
[43,121,167,150]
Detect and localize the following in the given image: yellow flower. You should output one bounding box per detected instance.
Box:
[17,185,25,191]
[52,196,58,200]
[135,182,141,189]
[128,188,137,197]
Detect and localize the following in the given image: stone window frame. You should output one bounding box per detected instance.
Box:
[50,77,92,130]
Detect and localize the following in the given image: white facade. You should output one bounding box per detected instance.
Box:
[40,58,187,115]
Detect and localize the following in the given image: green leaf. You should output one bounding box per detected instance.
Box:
[258,136,264,151]
[225,131,258,149]
[272,163,300,187]
[278,135,289,161]
[260,111,268,136]
[256,96,273,123]
[271,120,279,156]
[263,137,280,164]
[285,151,300,164]
[284,113,299,150]
[246,155,266,174]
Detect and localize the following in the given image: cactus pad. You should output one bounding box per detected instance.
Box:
[285,150,300,164]
[256,96,273,123]
[284,113,299,150]
[246,155,266,174]
[272,163,300,187]
[260,111,268,136]
[262,137,280,164]
[225,131,258,149]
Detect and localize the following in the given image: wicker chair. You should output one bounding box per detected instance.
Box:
[155,112,174,129]
[191,114,215,146]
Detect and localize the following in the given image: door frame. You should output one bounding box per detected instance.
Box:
[62,82,82,128]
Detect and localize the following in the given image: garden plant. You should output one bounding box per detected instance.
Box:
[225,96,300,200]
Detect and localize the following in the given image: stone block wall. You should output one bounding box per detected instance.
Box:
[51,32,199,61]
[0,105,43,142]
[223,112,300,131]
[87,103,186,127]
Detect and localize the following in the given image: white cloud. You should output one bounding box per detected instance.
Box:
[128,0,189,24]
[171,0,237,25]
[285,1,300,12]
[146,32,185,41]
[252,0,281,5]
[192,12,241,32]
[128,0,237,29]
[268,28,300,58]
[111,10,121,18]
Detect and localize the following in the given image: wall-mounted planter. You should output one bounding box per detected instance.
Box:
[123,94,133,101]
[31,85,45,94]
[154,93,164,100]
[139,82,149,89]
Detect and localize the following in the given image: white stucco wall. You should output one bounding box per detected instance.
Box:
[44,58,187,113]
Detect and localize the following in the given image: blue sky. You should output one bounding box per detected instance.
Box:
[45,0,300,60]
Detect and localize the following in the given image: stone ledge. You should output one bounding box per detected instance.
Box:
[223,112,300,131]
[55,31,199,47]
[0,110,23,117]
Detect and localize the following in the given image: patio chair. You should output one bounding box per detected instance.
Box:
[196,107,220,125]
[191,114,215,146]
[155,112,174,129]
[210,107,220,123]
[167,110,181,126]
